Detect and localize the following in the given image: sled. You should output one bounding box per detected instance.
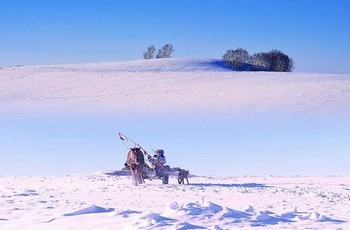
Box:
[122,162,189,185]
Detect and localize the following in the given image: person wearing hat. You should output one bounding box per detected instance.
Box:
[146,149,166,177]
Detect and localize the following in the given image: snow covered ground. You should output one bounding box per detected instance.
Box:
[1,59,350,229]
[0,174,349,229]
[1,58,350,117]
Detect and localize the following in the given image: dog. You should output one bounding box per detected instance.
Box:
[178,169,190,184]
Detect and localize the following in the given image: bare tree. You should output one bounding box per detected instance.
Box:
[143,45,156,59]
[156,44,174,58]
[223,48,250,70]
[266,50,294,72]
[223,49,296,72]
[251,52,270,68]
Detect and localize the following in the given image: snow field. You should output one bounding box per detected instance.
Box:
[1,175,349,229]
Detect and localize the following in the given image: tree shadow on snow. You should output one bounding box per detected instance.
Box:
[209,60,233,71]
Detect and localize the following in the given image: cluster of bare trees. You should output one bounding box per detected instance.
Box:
[143,44,174,59]
[142,44,294,72]
[223,48,294,72]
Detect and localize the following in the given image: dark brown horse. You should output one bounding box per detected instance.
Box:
[127,147,145,185]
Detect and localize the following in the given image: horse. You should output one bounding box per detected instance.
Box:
[126,147,145,186]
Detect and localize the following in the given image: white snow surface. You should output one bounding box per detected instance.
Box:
[1,58,350,117]
[0,175,349,229]
[1,59,350,229]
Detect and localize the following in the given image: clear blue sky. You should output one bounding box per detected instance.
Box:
[0,0,349,73]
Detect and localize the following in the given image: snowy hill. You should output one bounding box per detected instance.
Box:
[1,58,350,117]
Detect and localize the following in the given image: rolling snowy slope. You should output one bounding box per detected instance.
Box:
[1,58,349,117]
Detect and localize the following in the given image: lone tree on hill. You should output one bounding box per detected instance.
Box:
[143,45,156,59]
[156,44,174,58]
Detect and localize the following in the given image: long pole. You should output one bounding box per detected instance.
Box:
[118,132,147,153]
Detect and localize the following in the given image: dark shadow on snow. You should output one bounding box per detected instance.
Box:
[318,217,346,223]
[251,217,295,227]
[104,170,131,176]
[176,221,207,230]
[63,205,114,217]
[250,211,346,227]
[190,183,271,188]
[209,60,234,71]
[115,209,141,218]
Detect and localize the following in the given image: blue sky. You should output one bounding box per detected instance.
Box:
[0,0,349,73]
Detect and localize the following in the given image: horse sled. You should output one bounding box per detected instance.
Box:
[119,133,190,185]
[123,159,189,185]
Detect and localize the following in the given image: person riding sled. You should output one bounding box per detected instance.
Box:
[145,149,166,177]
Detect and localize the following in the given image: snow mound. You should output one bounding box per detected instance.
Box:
[168,201,179,210]
[14,190,39,196]
[177,201,223,216]
[304,211,343,222]
[115,209,141,218]
[63,205,114,216]
[140,212,176,223]
[175,221,207,230]
[221,207,251,219]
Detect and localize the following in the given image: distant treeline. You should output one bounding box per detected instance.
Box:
[223,48,294,72]
[142,44,294,72]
